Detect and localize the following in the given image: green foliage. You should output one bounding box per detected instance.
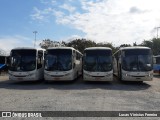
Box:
[152,38,160,55]
[96,42,117,53]
[39,39,65,49]
[141,38,160,55]
[66,38,96,53]
[39,37,160,55]
[119,44,131,47]
[141,40,153,48]
[133,42,137,46]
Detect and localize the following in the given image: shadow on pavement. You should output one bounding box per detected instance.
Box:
[0,75,151,91]
[153,75,160,78]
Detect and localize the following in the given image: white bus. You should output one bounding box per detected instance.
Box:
[153,55,160,75]
[83,47,113,81]
[44,47,82,81]
[113,46,153,81]
[8,47,45,81]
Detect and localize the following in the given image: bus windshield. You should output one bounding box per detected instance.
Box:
[9,50,36,71]
[83,50,112,72]
[122,49,152,71]
[45,49,72,71]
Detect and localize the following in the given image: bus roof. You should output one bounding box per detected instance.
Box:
[120,46,151,50]
[47,47,82,55]
[47,47,74,50]
[84,47,112,51]
[11,47,45,51]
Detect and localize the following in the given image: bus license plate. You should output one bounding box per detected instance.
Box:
[18,78,23,80]
[54,77,60,80]
[95,77,101,80]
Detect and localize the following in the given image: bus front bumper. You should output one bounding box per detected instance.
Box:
[121,71,153,81]
[83,71,113,81]
[8,71,39,81]
[44,72,74,81]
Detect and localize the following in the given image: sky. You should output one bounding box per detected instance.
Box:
[0,0,160,53]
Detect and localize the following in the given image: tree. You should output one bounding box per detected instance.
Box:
[141,40,153,48]
[119,44,131,47]
[133,42,137,46]
[152,38,160,55]
[39,39,65,49]
[96,42,116,53]
[141,38,160,55]
[66,38,96,53]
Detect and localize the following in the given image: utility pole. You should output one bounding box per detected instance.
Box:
[155,27,160,39]
[33,31,38,48]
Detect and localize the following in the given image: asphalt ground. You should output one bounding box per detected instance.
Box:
[0,74,160,120]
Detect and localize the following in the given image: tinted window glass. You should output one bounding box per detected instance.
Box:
[45,49,72,71]
[9,50,36,71]
[84,49,112,72]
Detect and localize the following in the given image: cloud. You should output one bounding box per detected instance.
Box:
[56,0,160,45]
[59,4,76,13]
[40,0,57,5]
[31,0,160,46]
[0,35,34,53]
[129,7,146,14]
[31,7,54,22]
[31,7,45,21]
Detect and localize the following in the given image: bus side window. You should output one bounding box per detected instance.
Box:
[76,52,80,60]
[37,50,43,69]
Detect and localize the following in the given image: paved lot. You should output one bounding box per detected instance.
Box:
[0,75,160,120]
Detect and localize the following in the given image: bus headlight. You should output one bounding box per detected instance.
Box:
[64,73,71,76]
[145,72,152,77]
[84,73,91,77]
[28,73,35,76]
[105,73,112,77]
[148,73,153,77]
[122,73,131,77]
[44,72,51,76]
[8,72,14,76]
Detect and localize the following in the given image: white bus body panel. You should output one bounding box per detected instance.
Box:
[44,70,75,81]
[8,47,45,81]
[121,70,153,81]
[44,61,82,81]
[9,69,43,81]
[83,47,113,81]
[83,70,113,81]
[44,47,82,81]
[113,46,153,81]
